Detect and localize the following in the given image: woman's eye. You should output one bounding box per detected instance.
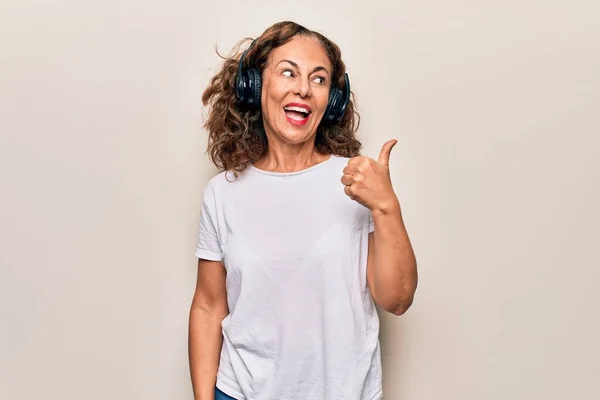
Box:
[282,69,294,77]
[313,76,326,85]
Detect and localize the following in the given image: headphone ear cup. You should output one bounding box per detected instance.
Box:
[336,73,350,122]
[248,68,262,108]
[236,68,262,108]
[235,70,247,103]
[246,68,256,106]
[324,73,351,123]
[324,87,341,123]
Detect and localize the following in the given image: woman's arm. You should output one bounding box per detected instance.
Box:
[189,259,228,400]
[367,201,418,315]
[341,140,418,316]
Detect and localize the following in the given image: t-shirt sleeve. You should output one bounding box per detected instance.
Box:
[195,183,222,261]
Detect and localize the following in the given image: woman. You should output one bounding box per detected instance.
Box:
[189,21,418,400]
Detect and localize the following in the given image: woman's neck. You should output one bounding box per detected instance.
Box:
[253,145,330,173]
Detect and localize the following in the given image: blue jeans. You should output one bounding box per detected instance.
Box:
[215,386,237,400]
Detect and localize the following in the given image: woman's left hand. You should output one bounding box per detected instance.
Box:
[341,139,400,214]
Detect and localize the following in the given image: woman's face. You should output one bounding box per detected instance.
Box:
[260,35,333,147]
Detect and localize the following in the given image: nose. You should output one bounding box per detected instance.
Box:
[292,76,311,98]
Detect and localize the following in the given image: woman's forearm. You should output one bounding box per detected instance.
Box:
[370,200,418,315]
[188,305,227,400]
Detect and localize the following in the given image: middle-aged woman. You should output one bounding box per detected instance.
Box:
[189,21,418,400]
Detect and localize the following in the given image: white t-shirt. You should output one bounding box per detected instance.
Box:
[195,154,382,400]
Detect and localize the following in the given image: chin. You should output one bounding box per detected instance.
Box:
[280,129,316,144]
[275,123,316,144]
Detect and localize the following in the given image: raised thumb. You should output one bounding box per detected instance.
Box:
[378,139,398,166]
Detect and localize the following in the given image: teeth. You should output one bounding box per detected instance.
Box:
[287,113,305,121]
[284,106,310,114]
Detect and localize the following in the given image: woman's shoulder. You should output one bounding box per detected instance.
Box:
[328,154,352,171]
[203,167,252,195]
[204,170,234,189]
[330,154,351,163]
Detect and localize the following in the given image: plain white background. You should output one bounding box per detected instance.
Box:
[1,1,599,399]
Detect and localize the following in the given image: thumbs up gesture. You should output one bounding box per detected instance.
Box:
[341,139,400,213]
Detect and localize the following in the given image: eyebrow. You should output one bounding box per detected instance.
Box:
[276,59,330,76]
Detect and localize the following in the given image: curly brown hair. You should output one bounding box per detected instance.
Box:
[201,21,362,177]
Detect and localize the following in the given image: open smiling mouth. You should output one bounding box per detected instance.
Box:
[283,104,312,126]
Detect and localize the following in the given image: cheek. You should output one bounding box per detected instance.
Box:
[265,80,288,100]
[316,91,330,114]
[262,91,281,119]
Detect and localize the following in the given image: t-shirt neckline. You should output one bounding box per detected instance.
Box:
[250,154,334,177]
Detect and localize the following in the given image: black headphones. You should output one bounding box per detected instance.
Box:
[235,41,351,124]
